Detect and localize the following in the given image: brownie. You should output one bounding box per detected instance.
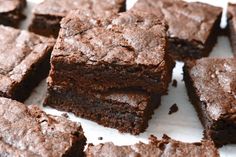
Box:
[0,25,55,102]
[29,0,126,38]
[183,58,236,146]
[44,72,161,135]
[51,10,175,94]
[131,0,222,61]
[0,97,86,157]
[228,3,236,56]
[0,0,26,27]
[85,135,220,157]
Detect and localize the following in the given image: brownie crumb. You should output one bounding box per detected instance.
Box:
[168,103,179,115]
[98,137,103,140]
[61,113,69,118]
[172,79,177,87]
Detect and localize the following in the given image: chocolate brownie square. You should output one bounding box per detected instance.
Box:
[51,10,174,94]
[131,0,222,61]
[0,0,26,27]
[86,135,219,157]
[0,97,86,157]
[44,71,161,135]
[29,0,126,38]
[183,58,236,146]
[0,25,55,102]
[228,3,236,56]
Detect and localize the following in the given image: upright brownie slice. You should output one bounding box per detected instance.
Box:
[228,3,236,56]
[86,135,219,157]
[132,0,222,61]
[0,97,86,157]
[29,0,126,38]
[0,25,55,102]
[44,70,161,135]
[0,0,26,27]
[51,10,174,94]
[183,58,236,146]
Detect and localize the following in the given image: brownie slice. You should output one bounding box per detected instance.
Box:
[51,10,174,94]
[0,25,55,102]
[228,3,236,56]
[44,72,161,135]
[0,97,86,157]
[29,0,126,38]
[0,0,26,27]
[131,0,222,61]
[183,58,236,147]
[85,135,220,157]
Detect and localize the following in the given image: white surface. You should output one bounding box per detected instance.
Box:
[23,0,236,156]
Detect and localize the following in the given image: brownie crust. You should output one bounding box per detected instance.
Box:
[51,10,174,94]
[29,0,126,38]
[0,97,86,157]
[0,0,26,27]
[183,58,236,146]
[0,25,55,102]
[86,135,219,157]
[132,0,222,61]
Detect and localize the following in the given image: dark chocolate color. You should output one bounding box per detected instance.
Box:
[132,0,222,61]
[85,135,219,157]
[0,25,55,102]
[168,103,178,115]
[184,58,236,146]
[0,0,26,27]
[172,79,177,87]
[0,97,86,157]
[51,10,174,94]
[228,3,236,56]
[29,0,126,37]
[44,73,161,135]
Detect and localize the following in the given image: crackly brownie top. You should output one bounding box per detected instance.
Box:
[0,97,85,157]
[132,0,222,45]
[52,10,167,66]
[0,25,54,95]
[0,0,25,13]
[33,0,125,17]
[186,58,236,121]
[86,135,219,157]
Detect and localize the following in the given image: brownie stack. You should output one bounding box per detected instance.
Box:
[44,10,175,135]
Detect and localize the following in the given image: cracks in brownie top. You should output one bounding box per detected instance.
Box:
[53,10,167,65]
[0,25,54,85]
[33,0,125,17]
[0,0,24,13]
[0,97,83,157]
[132,0,222,44]
[188,58,236,121]
[86,135,219,156]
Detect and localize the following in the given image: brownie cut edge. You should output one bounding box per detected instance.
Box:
[0,25,55,102]
[0,0,26,27]
[183,57,236,147]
